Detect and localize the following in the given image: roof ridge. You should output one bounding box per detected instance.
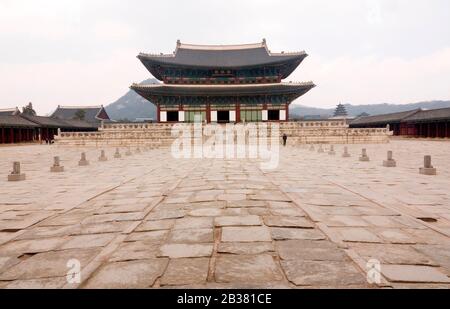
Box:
[417,106,450,112]
[131,81,315,89]
[177,40,265,51]
[58,105,103,109]
[0,107,18,111]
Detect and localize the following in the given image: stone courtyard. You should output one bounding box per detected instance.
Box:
[0,139,450,289]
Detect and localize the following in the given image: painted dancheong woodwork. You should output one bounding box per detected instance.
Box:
[130,40,315,123]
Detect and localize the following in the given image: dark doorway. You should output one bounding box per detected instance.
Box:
[167,111,179,122]
[217,111,230,123]
[268,110,280,121]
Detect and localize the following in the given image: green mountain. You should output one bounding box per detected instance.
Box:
[105,79,159,122]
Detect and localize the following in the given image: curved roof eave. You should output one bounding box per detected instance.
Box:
[130,82,315,97]
[138,53,307,70]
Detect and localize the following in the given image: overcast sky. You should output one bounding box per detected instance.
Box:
[1,0,449,115]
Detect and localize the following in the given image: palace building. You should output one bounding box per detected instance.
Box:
[131,40,315,123]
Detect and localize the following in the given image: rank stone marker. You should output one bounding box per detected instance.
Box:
[420,155,437,175]
[50,156,64,173]
[7,162,26,182]
[318,145,324,153]
[359,148,370,162]
[114,148,122,159]
[328,145,336,155]
[136,147,141,154]
[343,146,351,158]
[79,152,89,166]
[383,151,397,167]
[99,150,108,162]
[310,145,315,151]
[125,148,132,156]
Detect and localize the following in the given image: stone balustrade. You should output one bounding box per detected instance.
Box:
[56,122,392,147]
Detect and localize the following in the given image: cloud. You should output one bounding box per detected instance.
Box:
[0,0,81,39]
[0,0,449,113]
[0,48,148,115]
[293,47,450,107]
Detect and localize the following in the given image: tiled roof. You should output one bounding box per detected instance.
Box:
[138,41,307,80]
[403,107,450,122]
[350,109,421,125]
[0,115,39,128]
[131,82,315,97]
[0,107,20,116]
[50,106,109,123]
[20,114,69,128]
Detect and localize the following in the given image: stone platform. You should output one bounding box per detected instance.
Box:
[55,121,391,147]
[0,140,449,289]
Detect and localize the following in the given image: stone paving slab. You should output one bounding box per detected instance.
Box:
[0,141,450,288]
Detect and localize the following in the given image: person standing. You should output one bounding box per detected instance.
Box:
[282,134,288,147]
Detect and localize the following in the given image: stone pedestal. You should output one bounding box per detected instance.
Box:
[342,146,351,158]
[383,151,397,167]
[328,145,336,155]
[359,149,370,162]
[420,155,437,175]
[79,153,90,166]
[50,156,64,173]
[8,162,26,181]
[99,150,108,162]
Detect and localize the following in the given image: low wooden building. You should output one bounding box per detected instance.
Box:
[350,107,450,138]
[402,108,450,138]
[0,115,39,144]
[1,106,107,144]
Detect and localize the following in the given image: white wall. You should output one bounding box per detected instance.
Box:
[160,111,167,122]
[211,111,218,122]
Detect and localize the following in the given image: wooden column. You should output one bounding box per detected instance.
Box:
[206,99,211,124]
[236,101,241,123]
[446,122,449,138]
[157,104,161,123]
[285,103,290,122]
[10,128,14,143]
[1,128,4,143]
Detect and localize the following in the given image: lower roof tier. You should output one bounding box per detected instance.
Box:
[131,82,315,105]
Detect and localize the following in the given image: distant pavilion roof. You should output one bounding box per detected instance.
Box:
[138,40,308,79]
[50,105,110,123]
[131,82,315,101]
[350,109,421,126]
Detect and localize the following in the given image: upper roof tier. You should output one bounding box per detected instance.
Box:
[138,40,308,81]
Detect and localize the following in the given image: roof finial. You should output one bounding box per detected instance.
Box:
[177,39,181,47]
[262,38,267,45]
